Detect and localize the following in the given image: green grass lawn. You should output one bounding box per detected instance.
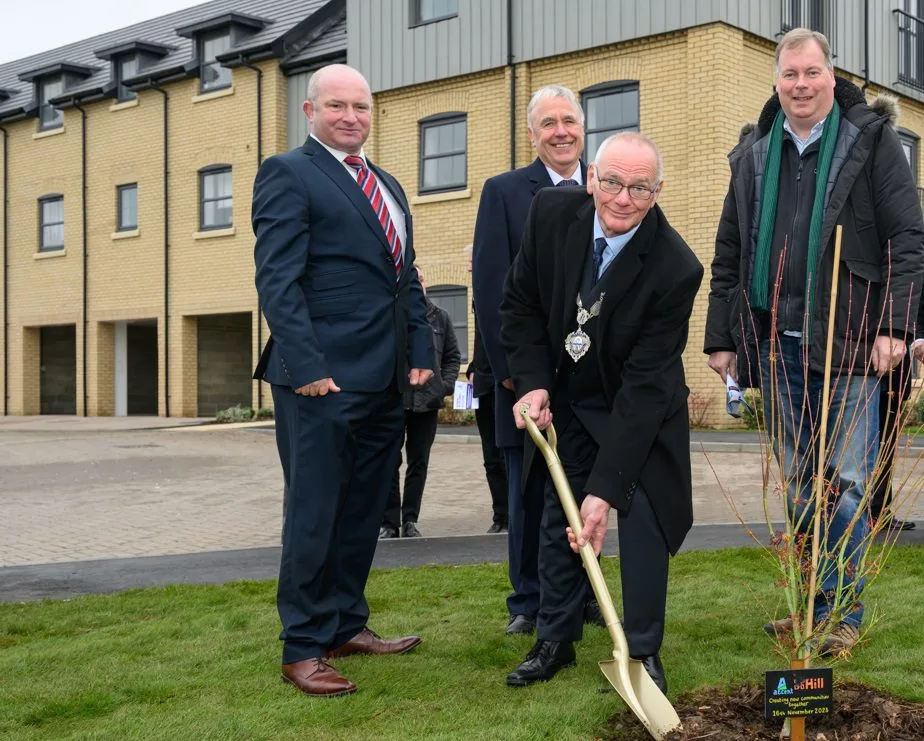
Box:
[2,547,922,740]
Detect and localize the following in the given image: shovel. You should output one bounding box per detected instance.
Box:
[519,407,682,740]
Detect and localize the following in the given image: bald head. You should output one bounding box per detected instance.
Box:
[594,132,662,183]
[303,64,373,155]
[307,64,371,105]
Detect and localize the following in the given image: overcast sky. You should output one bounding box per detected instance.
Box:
[1,0,202,64]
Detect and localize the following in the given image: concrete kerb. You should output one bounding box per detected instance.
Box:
[0,415,210,434]
[175,423,924,457]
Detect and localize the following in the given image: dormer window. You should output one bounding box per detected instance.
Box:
[94,41,172,104]
[175,12,270,94]
[19,62,95,130]
[199,30,232,92]
[115,56,139,102]
[39,77,64,129]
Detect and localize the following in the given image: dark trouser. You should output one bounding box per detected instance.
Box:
[537,416,669,658]
[503,445,543,616]
[475,392,508,524]
[384,409,439,529]
[272,383,404,664]
[871,367,910,519]
[759,337,877,628]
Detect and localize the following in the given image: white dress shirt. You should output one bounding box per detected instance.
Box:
[545,164,583,186]
[311,134,407,255]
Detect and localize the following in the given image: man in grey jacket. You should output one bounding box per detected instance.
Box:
[382,265,462,538]
[704,28,924,655]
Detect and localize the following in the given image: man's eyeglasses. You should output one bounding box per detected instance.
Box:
[595,176,658,201]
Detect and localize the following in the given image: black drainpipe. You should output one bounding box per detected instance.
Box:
[1,125,7,416]
[73,101,89,417]
[507,0,516,170]
[148,83,170,417]
[862,0,870,92]
[238,58,264,409]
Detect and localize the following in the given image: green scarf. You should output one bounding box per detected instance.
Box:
[750,105,841,344]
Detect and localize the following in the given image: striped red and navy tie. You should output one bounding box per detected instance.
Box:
[344,155,403,276]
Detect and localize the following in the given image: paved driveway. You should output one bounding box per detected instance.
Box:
[2,417,922,567]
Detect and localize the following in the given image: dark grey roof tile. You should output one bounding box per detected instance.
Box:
[0,0,342,118]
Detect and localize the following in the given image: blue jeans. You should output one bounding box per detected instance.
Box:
[759,336,879,628]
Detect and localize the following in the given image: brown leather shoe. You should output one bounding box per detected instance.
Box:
[327,628,421,659]
[281,658,356,697]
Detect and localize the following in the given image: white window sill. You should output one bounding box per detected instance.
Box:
[411,188,471,205]
[192,87,235,104]
[109,99,139,112]
[111,229,140,240]
[193,226,235,240]
[34,248,66,259]
[33,127,65,140]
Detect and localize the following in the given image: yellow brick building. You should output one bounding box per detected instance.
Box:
[0,0,346,416]
[4,0,924,421]
[358,1,924,426]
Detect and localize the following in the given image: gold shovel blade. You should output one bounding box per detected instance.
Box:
[599,658,682,740]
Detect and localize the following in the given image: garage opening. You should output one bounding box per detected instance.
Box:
[197,312,252,416]
[128,321,158,414]
[40,325,77,415]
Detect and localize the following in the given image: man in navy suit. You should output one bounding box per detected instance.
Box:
[253,64,434,698]
[472,85,601,635]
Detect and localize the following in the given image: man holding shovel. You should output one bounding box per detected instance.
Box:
[704,29,924,655]
[500,132,702,693]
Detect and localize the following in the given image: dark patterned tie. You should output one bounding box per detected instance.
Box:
[344,155,402,277]
[593,237,607,283]
[557,178,578,187]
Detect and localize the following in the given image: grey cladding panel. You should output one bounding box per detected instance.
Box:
[288,71,311,150]
[511,0,795,63]
[350,0,923,105]
[350,0,506,93]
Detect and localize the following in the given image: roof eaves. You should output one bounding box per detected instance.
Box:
[280,49,346,75]
[123,63,190,91]
[94,40,175,61]
[0,99,37,123]
[215,43,275,66]
[18,61,98,83]
[50,87,112,108]
[175,12,274,39]
[0,108,30,123]
[274,0,345,60]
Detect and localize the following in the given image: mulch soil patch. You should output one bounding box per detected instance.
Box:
[603,682,924,740]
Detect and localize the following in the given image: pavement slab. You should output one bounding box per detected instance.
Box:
[1,416,922,601]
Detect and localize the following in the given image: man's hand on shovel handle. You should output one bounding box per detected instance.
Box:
[514,389,551,430]
[567,494,610,556]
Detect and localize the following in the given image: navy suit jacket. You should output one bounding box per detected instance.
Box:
[252,137,433,392]
[471,157,586,446]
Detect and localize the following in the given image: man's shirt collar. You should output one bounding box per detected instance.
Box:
[546,163,582,185]
[312,133,366,164]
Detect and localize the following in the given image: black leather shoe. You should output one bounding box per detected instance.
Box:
[874,515,916,532]
[506,640,576,686]
[402,522,422,538]
[583,599,606,628]
[633,653,667,694]
[505,613,537,635]
[487,521,508,534]
[378,526,399,539]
